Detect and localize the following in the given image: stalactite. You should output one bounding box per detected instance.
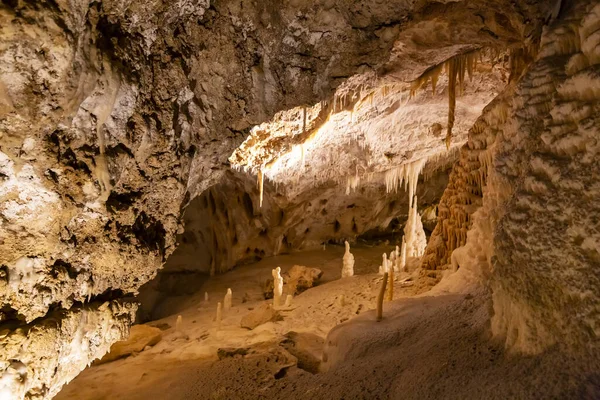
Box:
[258,169,264,207]
[447,57,458,150]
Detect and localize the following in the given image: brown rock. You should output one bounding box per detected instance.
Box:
[285,265,323,295]
[263,265,323,299]
[96,325,162,364]
[240,303,281,330]
[280,331,324,374]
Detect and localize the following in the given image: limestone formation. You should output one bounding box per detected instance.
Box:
[272,267,283,308]
[224,289,232,311]
[399,238,407,272]
[263,265,323,299]
[379,253,389,275]
[216,303,222,328]
[392,246,401,273]
[97,325,162,365]
[0,0,593,397]
[404,197,427,258]
[377,273,389,322]
[341,241,355,278]
[240,303,281,330]
[386,269,395,302]
[284,266,323,295]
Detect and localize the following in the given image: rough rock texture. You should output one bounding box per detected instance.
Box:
[240,303,281,330]
[422,0,600,353]
[0,0,569,397]
[96,324,162,364]
[264,265,323,299]
[0,301,135,399]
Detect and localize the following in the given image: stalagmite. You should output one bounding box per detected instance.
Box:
[272,267,283,307]
[379,253,389,274]
[216,302,222,327]
[376,272,388,322]
[386,268,394,301]
[205,292,209,302]
[338,294,345,307]
[176,315,183,332]
[400,238,407,271]
[284,294,293,307]
[224,288,232,311]
[393,245,400,272]
[404,196,428,258]
[341,241,355,278]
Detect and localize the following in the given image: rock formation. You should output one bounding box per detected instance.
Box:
[341,241,355,278]
[272,267,283,308]
[2,0,596,397]
[224,288,232,311]
[404,196,428,258]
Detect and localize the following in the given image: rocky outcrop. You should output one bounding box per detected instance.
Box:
[240,303,281,330]
[96,324,162,364]
[422,0,600,353]
[0,301,135,399]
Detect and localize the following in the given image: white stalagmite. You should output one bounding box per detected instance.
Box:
[379,253,389,274]
[404,196,427,258]
[272,267,283,307]
[204,292,209,302]
[224,288,232,311]
[216,302,222,327]
[176,315,183,331]
[393,245,400,272]
[341,241,355,278]
[389,249,397,272]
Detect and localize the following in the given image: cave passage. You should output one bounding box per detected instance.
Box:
[1,0,599,399]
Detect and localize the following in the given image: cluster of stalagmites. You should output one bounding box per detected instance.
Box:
[420,96,508,271]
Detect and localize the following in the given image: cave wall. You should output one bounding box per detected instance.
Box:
[422,0,600,353]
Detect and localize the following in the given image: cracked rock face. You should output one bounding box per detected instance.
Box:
[0,0,588,397]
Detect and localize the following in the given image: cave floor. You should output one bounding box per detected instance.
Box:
[56,244,599,400]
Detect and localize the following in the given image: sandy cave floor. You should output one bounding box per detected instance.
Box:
[56,244,600,400]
